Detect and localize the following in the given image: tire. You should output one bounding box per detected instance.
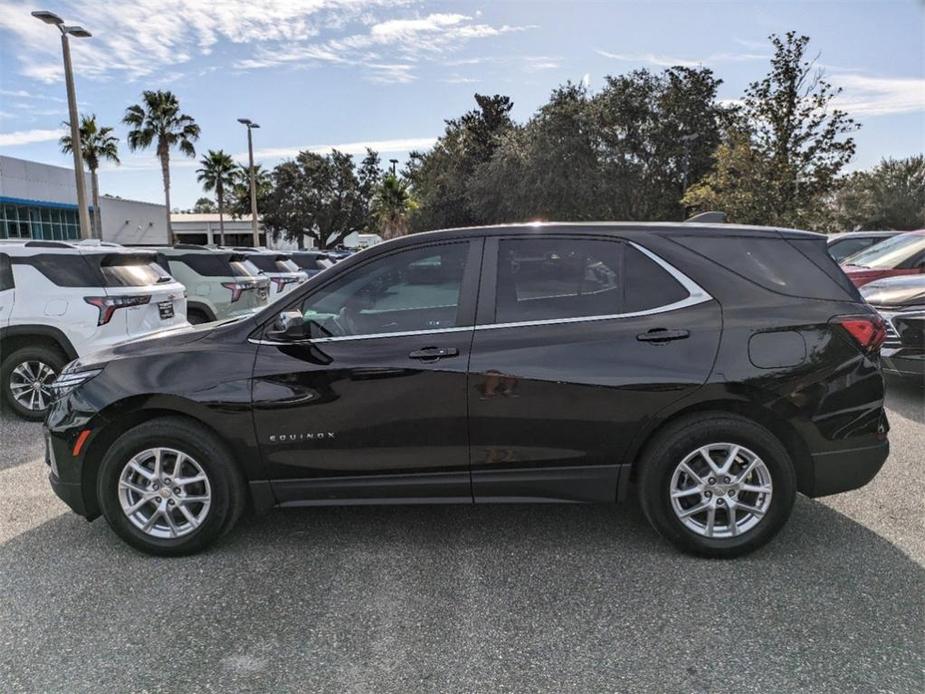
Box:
[97,417,246,556]
[638,413,797,558]
[1,344,67,421]
[187,309,210,325]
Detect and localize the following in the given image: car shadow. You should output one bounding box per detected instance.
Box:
[1,496,922,692]
[884,375,924,424]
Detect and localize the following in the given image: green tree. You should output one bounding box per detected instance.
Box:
[123,90,200,245]
[196,149,236,245]
[191,197,216,213]
[228,163,273,219]
[467,68,726,224]
[371,173,418,239]
[59,114,120,238]
[261,150,373,249]
[685,32,858,227]
[406,94,514,231]
[830,155,925,231]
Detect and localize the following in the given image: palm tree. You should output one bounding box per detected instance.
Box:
[123,90,200,245]
[228,162,272,219]
[371,173,418,239]
[196,150,237,246]
[59,114,119,239]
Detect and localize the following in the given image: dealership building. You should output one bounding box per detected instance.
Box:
[0,155,275,247]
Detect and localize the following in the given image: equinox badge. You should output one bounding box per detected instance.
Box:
[268,432,336,443]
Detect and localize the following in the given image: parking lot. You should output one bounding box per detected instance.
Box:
[0,380,922,693]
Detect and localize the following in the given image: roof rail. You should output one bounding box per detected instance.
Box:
[24,240,75,249]
[685,211,727,224]
[173,243,210,250]
[232,246,258,252]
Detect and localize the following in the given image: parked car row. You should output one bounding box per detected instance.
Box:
[828,230,925,384]
[0,240,344,418]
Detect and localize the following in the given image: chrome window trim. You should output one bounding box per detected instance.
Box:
[251,241,712,345]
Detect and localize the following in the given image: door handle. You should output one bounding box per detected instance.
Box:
[636,328,690,343]
[408,346,459,360]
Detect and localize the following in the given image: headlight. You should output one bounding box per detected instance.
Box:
[51,369,102,398]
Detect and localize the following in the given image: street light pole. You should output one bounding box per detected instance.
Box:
[33,11,93,240]
[389,158,398,176]
[238,118,261,247]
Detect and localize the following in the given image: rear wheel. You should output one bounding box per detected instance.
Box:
[1,345,66,420]
[187,308,211,325]
[97,417,246,556]
[638,413,796,558]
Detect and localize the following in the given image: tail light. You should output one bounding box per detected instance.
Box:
[222,281,252,303]
[271,276,298,292]
[833,315,887,353]
[84,295,150,326]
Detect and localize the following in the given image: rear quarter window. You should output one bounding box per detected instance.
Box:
[672,235,858,301]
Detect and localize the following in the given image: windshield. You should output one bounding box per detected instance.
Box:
[249,255,300,273]
[843,233,925,269]
[100,254,173,286]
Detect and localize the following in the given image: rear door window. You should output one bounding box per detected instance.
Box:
[0,253,12,290]
[99,254,174,286]
[171,253,234,277]
[496,238,623,323]
[11,253,102,286]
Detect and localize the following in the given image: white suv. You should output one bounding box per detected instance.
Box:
[0,240,187,419]
[232,248,308,298]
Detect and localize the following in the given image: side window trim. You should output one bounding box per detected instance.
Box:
[474,236,712,331]
[256,238,483,344]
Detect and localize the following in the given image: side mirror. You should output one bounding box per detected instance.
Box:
[269,310,306,340]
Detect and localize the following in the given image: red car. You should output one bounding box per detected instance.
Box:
[841,230,925,287]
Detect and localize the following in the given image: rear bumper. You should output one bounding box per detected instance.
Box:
[807,441,889,497]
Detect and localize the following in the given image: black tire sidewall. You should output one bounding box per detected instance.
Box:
[640,415,797,558]
[97,419,240,556]
[1,345,66,420]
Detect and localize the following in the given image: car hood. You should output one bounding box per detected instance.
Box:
[69,318,249,370]
[841,266,917,287]
[862,276,925,308]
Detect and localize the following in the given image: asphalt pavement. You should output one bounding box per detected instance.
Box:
[0,380,922,693]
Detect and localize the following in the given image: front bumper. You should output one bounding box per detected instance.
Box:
[807,440,890,497]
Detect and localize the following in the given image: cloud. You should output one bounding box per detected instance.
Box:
[830,74,925,117]
[240,136,438,160]
[441,75,480,84]
[234,11,533,82]
[596,49,766,68]
[0,2,531,86]
[0,127,66,147]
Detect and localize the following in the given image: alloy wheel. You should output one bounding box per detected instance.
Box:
[117,447,212,539]
[669,443,773,539]
[8,360,57,413]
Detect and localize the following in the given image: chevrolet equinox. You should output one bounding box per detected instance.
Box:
[45,223,890,557]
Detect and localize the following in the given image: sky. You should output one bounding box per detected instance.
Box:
[0,0,923,210]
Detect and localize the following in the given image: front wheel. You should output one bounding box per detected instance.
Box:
[97,418,246,556]
[638,413,796,558]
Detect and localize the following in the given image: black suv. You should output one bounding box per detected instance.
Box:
[45,223,890,557]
